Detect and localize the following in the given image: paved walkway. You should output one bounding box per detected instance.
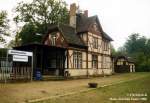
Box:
[0,73,149,103]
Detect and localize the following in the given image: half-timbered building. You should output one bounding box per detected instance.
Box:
[15,3,113,77]
[114,55,135,73]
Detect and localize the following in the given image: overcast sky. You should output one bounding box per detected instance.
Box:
[0,0,150,49]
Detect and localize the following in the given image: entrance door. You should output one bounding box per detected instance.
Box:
[57,51,65,76]
[43,48,66,76]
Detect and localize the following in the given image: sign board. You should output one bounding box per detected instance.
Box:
[8,50,33,56]
[13,55,28,62]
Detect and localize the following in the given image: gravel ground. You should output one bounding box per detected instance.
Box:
[0,72,149,103]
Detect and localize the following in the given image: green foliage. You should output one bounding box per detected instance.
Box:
[19,23,42,45]
[117,46,127,56]
[0,11,10,43]
[110,44,116,55]
[0,48,7,57]
[125,33,147,54]
[15,0,69,24]
[14,0,69,45]
[123,33,150,72]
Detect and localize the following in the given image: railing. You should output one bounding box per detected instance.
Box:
[0,57,31,83]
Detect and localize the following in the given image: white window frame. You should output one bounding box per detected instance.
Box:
[73,51,82,69]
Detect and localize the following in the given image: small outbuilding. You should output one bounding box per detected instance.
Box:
[114,56,135,73]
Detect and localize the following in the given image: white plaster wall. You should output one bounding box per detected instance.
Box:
[88,69,102,75]
[98,62,102,69]
[82,52,87,69]
[88,53,92,69]
[68,69,87,76]
[103,69,112,75]
[88,69,112,75]
[88,32,102,53]
[82,61,86,68]
[66,68,112,77]
[98,55,102,69]
[82,52,86,61]
[68,50,73,68]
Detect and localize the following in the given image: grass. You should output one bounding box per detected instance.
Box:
[0,72,149,103]
[36,73,150,103]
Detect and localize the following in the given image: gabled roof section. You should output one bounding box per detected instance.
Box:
[76,14,94,33]
[102,32,113,41]
[76,14,113,41]
[115,55,135,63]
[47,24,87,48]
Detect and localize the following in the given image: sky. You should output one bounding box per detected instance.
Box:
[0,0,150,49]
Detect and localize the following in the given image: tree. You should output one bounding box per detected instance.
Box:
[14,0,69,45]
[110,44,116,56]
[124,33,147,54]
[117,46,127,56]
[123,33,150,72]
[18,23,42,45]
[0,11,10,43]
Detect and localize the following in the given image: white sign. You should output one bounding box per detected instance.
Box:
[13,55,28,62]
[8,50,33,56]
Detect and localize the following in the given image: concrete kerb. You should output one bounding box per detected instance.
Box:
[26,75,148,103]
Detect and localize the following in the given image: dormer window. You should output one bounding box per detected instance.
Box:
[49,32,57,46]
[93,23,98,31]
[51,35,56,46]
[56,32,60,39]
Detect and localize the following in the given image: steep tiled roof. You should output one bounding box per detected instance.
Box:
[76,14,113,41]
[59,24,86,47]
[76,14,95,33]
[46,13,113,47]
[47,24,87,48]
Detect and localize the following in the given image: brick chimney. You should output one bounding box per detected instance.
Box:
[84,10,88,17]
[69,3,77,28]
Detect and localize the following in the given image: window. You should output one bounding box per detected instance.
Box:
[93,23,98,31]
[49,32,59,46]
[103,40,109,51]
[92,55,98,69]
[73,52,82,69]
[93,37,98,49]
[51,35,56,46]
[117,59,124,65]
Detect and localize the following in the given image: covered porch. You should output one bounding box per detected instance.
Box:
[14,43,67,77]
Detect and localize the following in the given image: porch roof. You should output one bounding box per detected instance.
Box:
[13,43,67,51]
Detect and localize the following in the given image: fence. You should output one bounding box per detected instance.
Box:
[0,56,32,83]
[0,58,12,82]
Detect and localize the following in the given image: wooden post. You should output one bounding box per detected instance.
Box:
[5,49,9,83]
[101,55,105,77]
[56,48,57,76]
[31,54,33,82]
[40,48,43,72]
[86,50,89,77]
[31,46,37,81]
[67,50,69,69]
[30,47,35,82]
[86,33,89,77]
